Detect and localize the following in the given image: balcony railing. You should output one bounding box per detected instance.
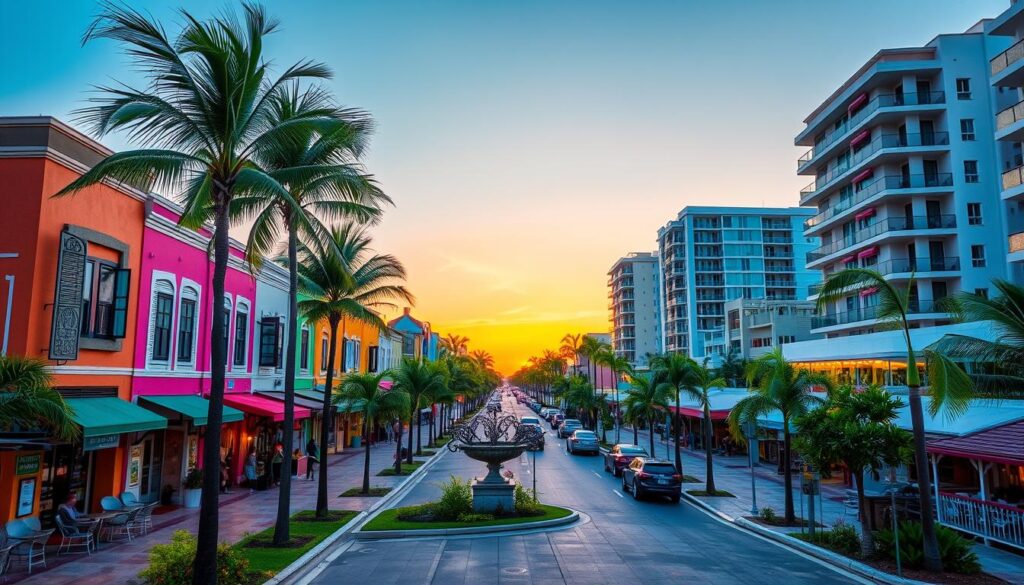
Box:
[800,133,950,200]
[797,92,947,169]
[808,283,823,296]
[874,256,960,275]
[997,99,1024,132]
[812,299,940,328]
[806,215,956,263]
[938,492,1024,551]
[804,173,953,230]
[764,264,795,273]
[747,312,773,327]
[1011,231,1024,253]
[763,235,793,244]
[991,38,1024,76]
[765,279,796,288]
[1003,165,1024,191]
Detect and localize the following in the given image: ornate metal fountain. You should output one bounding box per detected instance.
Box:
[447,406,544,512]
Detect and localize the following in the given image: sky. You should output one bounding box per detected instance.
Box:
[0,0,1008,373]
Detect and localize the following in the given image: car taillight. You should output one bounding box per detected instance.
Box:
[672,474,682,480]
[636,471,651,479]
[615,455,625,462]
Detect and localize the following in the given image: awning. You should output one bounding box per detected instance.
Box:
[257,392,325,413]
[139,395,244,426]
[851,167,874,185]
[928,421,1024,466]
[859,286,879,297]
[850,129,870,148]
[380,380,393,390]
[222,393,311,422]
[66,397,167,438]
[839,255,856,265]
[296,389,364,413]
[857,246,879,259]
[848,92,868,113]
[854,207,876,221]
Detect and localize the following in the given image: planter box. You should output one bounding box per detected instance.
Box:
[183,488,202,508]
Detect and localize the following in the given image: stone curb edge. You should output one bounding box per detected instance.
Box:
[265,446,453,585]
[680,490,930,585]
[353,510,580,539]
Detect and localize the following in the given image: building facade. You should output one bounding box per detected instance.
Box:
[607,252,661,368]
[723,298,819,360]
[657,206,816,362]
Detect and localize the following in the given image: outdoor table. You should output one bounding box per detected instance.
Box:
[81,512,120,547]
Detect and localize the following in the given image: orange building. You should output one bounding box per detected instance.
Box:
[0,117,162,523]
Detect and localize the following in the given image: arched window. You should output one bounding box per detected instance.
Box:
[300,326,310,372]
[148,274,176,366]
[320,331,329,373]
[176,283,200,366]
[233,297,250,369]
[221,295,233,367]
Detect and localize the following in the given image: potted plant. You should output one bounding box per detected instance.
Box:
[183,468,203,508]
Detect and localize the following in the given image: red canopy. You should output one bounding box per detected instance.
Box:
[223,393,311,422]
[669,405,731,421]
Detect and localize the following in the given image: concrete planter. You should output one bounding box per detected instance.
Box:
[183,488,202,508]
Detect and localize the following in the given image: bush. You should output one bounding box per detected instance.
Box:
[759,507,776,523]
[875,521,980,574]
[826,520,861,556]
[183,468,203,490]
[514,483,542,516]
[139,530,249,585]
[457,513,494,522]
[434,476,473,521]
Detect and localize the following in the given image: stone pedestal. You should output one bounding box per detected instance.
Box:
[471,478,515,513]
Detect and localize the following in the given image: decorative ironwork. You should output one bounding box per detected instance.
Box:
[447,408,544,451]
[49,230,87,361]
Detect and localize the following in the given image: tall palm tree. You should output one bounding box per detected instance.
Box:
[441,334,470,357]
[554,375,602,429]
[560,333,582,377]
[0,355,78,441]
[338,372,408,494]
[579,336,603,386]
[59,6,340,580]
[622,373,671,458]
[727,348,831,524]
[393,358,447,463]
[425,373,454,446]
[818,268,970,570]
[680,360,726,494]
[650,353,695,474]
[598,351,632,443]
[296,224,412,518]
[248,86,388,544]
[469,349,494,371]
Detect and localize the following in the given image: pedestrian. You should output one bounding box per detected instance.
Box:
[244,450,258,493]
[224,451,233,490]
[385,421,395,444]
[305,438,318,481]
[292,448,301,477]
[219,458,230,494]
[271,443,284,487]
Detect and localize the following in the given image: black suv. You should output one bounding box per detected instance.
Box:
[621,457,682,502]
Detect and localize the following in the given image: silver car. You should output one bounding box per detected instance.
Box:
[567,430,599,455]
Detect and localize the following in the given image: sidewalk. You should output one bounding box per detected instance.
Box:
[9,428,436,585]
[626,427,1024,584]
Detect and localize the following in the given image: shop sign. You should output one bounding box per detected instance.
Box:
[15,454,40,475]
[17,478,36,517]
[128,445,141,487]
[84,434,120,452]
[187,435,198,470]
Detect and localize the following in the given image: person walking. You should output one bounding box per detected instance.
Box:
[244,451,258,493]
[385,420,395,444]
[305,438,318,480]
[271,443,284,487]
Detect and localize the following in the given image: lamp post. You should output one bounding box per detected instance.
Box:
[744,420,758,515]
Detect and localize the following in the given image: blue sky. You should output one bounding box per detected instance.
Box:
[0,0,1009,370]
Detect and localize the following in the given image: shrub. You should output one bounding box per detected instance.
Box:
[183,468,203,490]
[139,530,249,585]
[434,476,473,521]
[395,504,435,521]
[759,507,776,523]
[826,520,861,556]
[875,521,979,574]
[457,513,494,522]
[514,482,542,516]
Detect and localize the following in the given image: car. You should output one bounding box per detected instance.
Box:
[539,407,554,419]
[523,423,545,450]
[558,419,582,438]
[621,458,682,502]
[530,402,542,412]
[551,413,565,429]
[567,430,599,455]
[603,444,649,477]
[520,416,541,426]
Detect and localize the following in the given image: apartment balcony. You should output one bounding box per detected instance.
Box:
[991,38,1024,87]
[746,311,774,328]
[797,92,947,174]
[874,256,960,277]
[803,173,953,233]
[764,263,795,273]
[799,132,951,206]
[806,214,957,267]
[763,235,793,244]
[765,279,796,288]
[766,292,797,301]
[808,282,823,297]
[811,299,943,330]
[996,99,1024,143]
[1002,165,1024,201]
[1009,232,1024,264]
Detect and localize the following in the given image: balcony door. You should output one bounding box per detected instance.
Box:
[920,120,936,145]
[923,159,939,186]
[928,241,945,271]
[916,80,931,104]
[926,200,941,227]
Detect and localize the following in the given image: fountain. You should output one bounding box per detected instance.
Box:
[447,406,544,512]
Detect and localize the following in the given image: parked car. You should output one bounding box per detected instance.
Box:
[520,416,541,426]
[539,407,554,420]
[558,419,582,439]
[567,430,599,455]
[523,423,545,451]
[530,402,542,412]
[621,458,682,502]
[551,413,565,429]
[603,444,649,477]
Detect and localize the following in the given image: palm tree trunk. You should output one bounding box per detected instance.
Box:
[361,417,372,494]
[783,423,795,524]
[674,389,682,474]
[415,405,423,456]
[632,424,638,445]
[406,397,416,465]
[316,316,340,518]
[704,402,715,493]
[614,376,620,444]
[855,469,874,557]
[273,220,299,545]
[648,417,655,456]
[193,195,230,585]
[394,420,403,474]
[909,385,943,571]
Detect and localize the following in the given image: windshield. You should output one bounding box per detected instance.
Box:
[642,463,677,475]
[564,420,581,426]
[520,417,539,425]
[620,447,647,455]
[574,431,596,439]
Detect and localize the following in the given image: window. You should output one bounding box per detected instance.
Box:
[777,335,796,345]
[971,245,986,268]
[960,119,975,141]
[259,318,280,367]
[152,293,174,361]
[177,298,196,362]
[222,304,231,366]
[275,321,284,369]
[964,160,979,183]
[233,310,247,367]
[81,259,126,338]
[975,288,988,299]
[956,78,971,100]
[300,328,310,371]
[320,333,328,372]
[967,202,982,225]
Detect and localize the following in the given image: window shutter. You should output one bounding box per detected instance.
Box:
[49,231,88,360]
[111,268,131,338]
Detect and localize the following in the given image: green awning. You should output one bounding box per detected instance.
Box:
[66,397,168,438]
[139,395,244,426]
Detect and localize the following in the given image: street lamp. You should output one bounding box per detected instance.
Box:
[743,420,758,515]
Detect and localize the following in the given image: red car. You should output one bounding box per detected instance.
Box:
[603,444,649,477]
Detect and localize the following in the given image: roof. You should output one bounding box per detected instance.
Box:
[780,321,996,363]
[139,395,244,426]
[257,391,325,412]
[223,393,311,422]
[668,389,752,421]
[66,397,167,437]
[388,308,424,334]
[928,421,1024,466]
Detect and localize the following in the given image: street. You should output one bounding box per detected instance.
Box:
[306,394,868,585]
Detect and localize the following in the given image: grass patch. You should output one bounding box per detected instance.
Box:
[377,461,423,476]
[292,510,353,522]
[686,489,735,497]
[417,448,438,456]
[681,475,701,483]
[234,510,357,577]
[339,486,392,497]
[363,504,572,531]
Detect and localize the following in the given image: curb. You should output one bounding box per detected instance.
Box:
[266,445,453,585]
[353,509,580,540]
[679,490,736,523]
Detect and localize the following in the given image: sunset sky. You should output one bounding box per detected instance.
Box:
[0,0,1006,373]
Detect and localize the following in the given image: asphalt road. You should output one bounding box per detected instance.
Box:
[307,393,867,585]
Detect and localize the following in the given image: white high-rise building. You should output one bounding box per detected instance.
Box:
[607,252,661,369]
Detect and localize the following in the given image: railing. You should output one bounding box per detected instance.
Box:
[797,92,947,169]
[765,279,796,288]
[1011,232,1024,254]
[808,283,823,296]
[803,173,953,230]
[997,99,1024,132]
[874,256,960,275]
[747,312,773,327]
[991,38,1024,76]
[1003,165,1024,191]
[812,299,940,328]
[939,492,1024,551]
[806,214,957,263]
[763,236,793,243]
[764,264,795,273]
[800,133,950,200]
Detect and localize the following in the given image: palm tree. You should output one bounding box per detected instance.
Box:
[554,375,603,429]
[717,347,747,388]
[560,333,582,377]
[650,353,695,474]
[296,225,412,518]
[622,373,671,457]
[0,355,78,441]
[727,348,831,524]
[579,336,603,386]
[441,334,470,357]
[248,86,388,544]
[59,6,340,580]
[818,269,970,570]
[425,373,454,446]
[469,349,494,371]
[681,360,726,494]
[598,351,632,444]
[393,358,447,463]
[338,372,408,494]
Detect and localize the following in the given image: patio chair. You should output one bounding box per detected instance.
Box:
[55,515,95,556]
[136,502,159,536]
[100,496,125,512]
[0,543,17,579]
[8,526,53,574]
[103,506,141,543]
[22,517,41,532]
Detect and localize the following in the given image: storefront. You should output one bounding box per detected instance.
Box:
[300,389,364,454]
[256,391,324,450]
[223,393,310,488]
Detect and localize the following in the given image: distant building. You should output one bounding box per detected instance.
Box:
[387,307,439,361]
[723,299,819,360]
[607,252,661,369]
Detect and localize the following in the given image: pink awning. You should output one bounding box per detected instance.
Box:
[857,246,879,260]
[854,207,876,221]
[223,393,311,422]
[848,93,868,113]
[839,255,856,264]
[849,129,870,148]
[379,380,393,390]
[851,168,874,184]
[859,286,879,297]
[669,405,731,421]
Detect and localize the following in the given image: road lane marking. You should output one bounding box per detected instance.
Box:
[592,472,601,478]
[612,489,624,498]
